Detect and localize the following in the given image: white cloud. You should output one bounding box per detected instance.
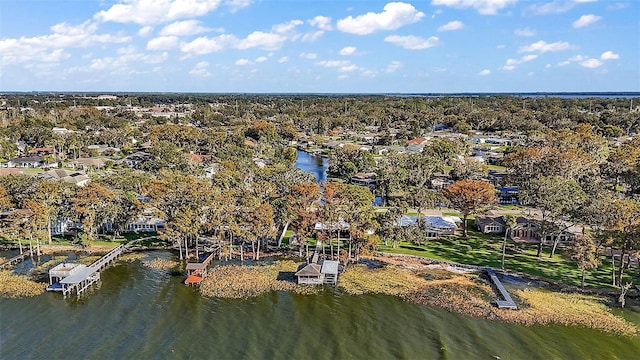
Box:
[147,36,179,50]
[309,16,333,30]
[160,20,211,36]
[386,60,402,72]
[600,51,619,60]
[300,52,318,59]
[572,14,602,28]
[236,31,287,50]
[557,54,585,66]
[86,48,168,74]
[235,58,252,66]
[431,0,517,15]
[525,0,595,15]
[337,2,425,35]
[273,20,303,34]
[478,69,491,76]
[545,64,551,69]
[189,60,211,77]
[502,54,538,69]
[514,27,536,37]
[340,46,357,55]
[0,20,131,65]
[438,20,464,32]
[138,26,154,37]
[316,60,358,72]
[94,0,223,25]
[255,56,268,62]
[225,0,252,13]
[580,58,603,68]
[278,56,289,63]
[607,2,630,10]
[180,34,235,54]
[519,40,574,53]
[384,35,439,50]
[301,31,325,42]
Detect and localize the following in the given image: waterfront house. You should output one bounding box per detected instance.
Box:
[509,217,540,242]
[395,215,459,239]
[128,208,166,232]
[475,216,506,234]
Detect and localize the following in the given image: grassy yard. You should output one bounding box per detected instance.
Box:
[377,227,638,290]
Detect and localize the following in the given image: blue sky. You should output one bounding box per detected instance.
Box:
[0,0,638,93]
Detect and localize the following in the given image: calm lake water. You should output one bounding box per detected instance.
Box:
[1,251,639,359]
[294,149,328,183]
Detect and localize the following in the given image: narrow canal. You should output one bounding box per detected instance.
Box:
[294,149,328,183]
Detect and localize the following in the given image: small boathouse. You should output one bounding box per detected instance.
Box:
[184,252,215,286]
[294,242,340,285]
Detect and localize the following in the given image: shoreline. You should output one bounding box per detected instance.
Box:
[2,247,638,335]
[371,252,640,300]
[2,245,636,298]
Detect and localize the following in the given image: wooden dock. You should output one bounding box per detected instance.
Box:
[311,242,322,264]
[184,252,215,286]
[0,252,29,269]
[486,268,517,310]
[47,243,130,297]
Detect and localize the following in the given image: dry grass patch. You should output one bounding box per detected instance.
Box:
[340,264,429,296]
[0,270,45,298]
[496,289,637,336]
[200,260,318,299]
[117,252,145,262]
[340,263,638,336]
[143,258,178,270]
[77,256,101,266]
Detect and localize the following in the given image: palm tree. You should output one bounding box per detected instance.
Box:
[501,215,517,270]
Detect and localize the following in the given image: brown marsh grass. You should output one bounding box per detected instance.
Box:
[0,270,45,298]
[340,263,638,336]
[200,260,318,299]
[143,258,178,270]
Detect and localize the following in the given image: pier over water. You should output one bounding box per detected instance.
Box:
[47,243,129,297]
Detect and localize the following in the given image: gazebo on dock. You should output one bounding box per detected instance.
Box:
[295,263,324,285]
[185,263,206,285]
[47,263,101,297]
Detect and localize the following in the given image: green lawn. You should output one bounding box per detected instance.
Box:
[377,227,638,290]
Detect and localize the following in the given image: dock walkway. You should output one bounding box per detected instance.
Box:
[47,242,131,297]
[0,252,29,269]
[486,268,517,310]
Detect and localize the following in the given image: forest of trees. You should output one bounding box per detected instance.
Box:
[0,93,638,288]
